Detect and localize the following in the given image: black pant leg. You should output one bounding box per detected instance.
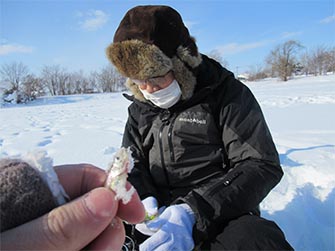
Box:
[124,223,149,250]
[206,215,293,250]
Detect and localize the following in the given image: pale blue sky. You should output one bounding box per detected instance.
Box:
[1,0,334,75]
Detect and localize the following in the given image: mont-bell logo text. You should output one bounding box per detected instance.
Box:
[179,117,207,125]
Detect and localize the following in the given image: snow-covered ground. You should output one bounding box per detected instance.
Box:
[1,74,334,250]
[246,75,335,250]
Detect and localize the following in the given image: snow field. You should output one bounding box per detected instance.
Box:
[1,74,334,250]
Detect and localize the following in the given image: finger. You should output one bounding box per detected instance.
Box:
[151,241,173,251]
[54,164,106,199]
[145,219,163,232]
[1,187,117,250]
[117,183,145,224]
[139,231,169,251]
[87,217,125,251]
[135,222,157,236]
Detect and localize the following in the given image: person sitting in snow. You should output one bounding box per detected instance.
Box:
[106,5,293,250]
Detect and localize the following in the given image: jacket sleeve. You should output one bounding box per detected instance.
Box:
[180,78,283,243]
[122,104,160,200]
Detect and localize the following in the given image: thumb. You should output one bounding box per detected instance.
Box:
[2,187,118,250]
[45,187,118,250]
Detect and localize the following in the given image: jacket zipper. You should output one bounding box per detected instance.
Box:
[158,112,177,199]
[167,115,177,162]
[159,121,170,186]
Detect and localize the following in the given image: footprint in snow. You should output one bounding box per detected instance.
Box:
[103,146,117,155]
[37,139,52,147]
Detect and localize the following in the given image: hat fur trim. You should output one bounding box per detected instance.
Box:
[106,39,203,102]
[125,78,146,102]
[176,44,202,69]
[171,55,197,100]
[106,40,172,80]
[125,55,199,102]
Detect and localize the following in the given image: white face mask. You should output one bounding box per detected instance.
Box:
[139,80,182,109]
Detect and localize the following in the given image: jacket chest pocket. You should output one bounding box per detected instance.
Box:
[172,107,222,162]
[175,110,220,144]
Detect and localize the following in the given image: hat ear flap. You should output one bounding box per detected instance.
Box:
[125,78,146,102]
[170,44,202,100]
[171,56,198,100]
[177,39,202,69]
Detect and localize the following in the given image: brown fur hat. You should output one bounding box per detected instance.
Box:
[106,5,202,101]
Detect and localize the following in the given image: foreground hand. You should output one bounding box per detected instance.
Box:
[139,204,195,251]
[1,164,145,250]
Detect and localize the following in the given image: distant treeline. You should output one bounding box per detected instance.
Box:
[0,64,126,104]
[208,40,335,81]
[1,40,334,104]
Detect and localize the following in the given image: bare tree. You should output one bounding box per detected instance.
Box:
[311,45,335,75]
[0,62,29,91]
[41,65,70,96]
[69,71,97,94]
[0,62,43,103]
[299,46,335,76]
[22,74,45,99]
[266,40,303,81]
[87,71,100,93]
[328,47,335,73]
[310,46,328,75]
[299,51,311,76]
[69,71,84,94]
[207,49,229,68]
[95,65,125,93]
[247,65,269,81]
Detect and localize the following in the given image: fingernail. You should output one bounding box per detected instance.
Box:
[84,188,116,220]
[110,218,122,229]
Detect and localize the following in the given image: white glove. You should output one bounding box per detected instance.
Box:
[142,196,158,219]
[139,204,195,251]
[136,196,165,236]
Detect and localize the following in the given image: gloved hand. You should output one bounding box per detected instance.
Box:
[136,196,161,236]
[142,196,159,219]
[139,204,195,251]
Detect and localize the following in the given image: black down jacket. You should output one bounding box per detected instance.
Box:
[122,55,283,244]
